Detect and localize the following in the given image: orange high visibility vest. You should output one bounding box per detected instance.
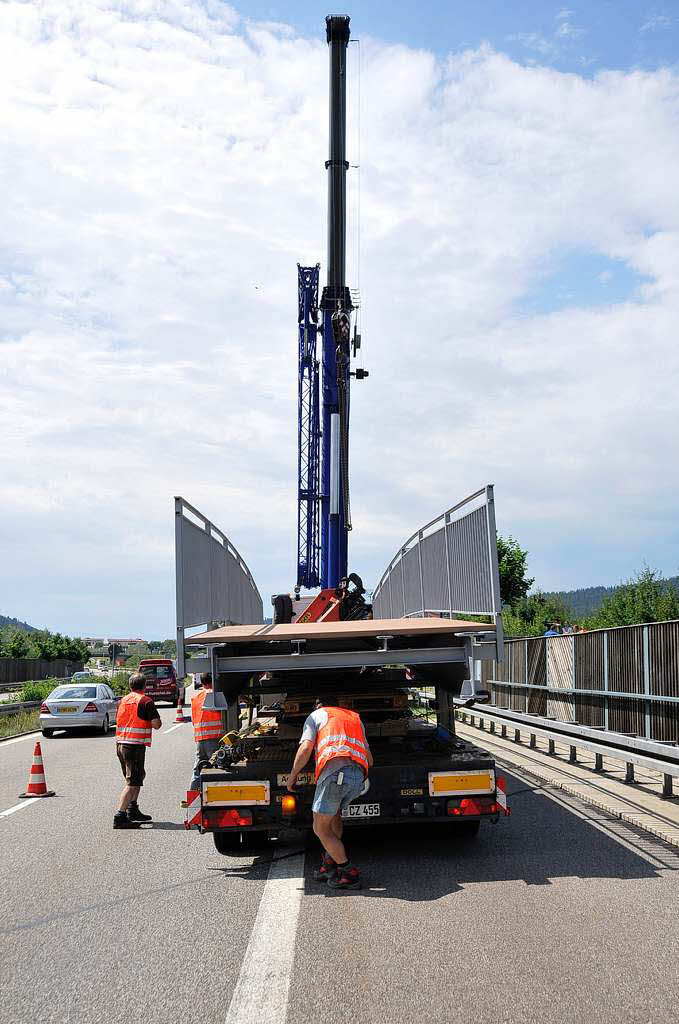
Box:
[191,689,223,742]
[314,707,369,782]
[116,692,153,746]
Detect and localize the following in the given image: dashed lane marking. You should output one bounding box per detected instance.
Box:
[1,798,39,818]
[225,851,305,1024]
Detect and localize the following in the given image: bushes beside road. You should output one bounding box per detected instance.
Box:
[0,709,40,739]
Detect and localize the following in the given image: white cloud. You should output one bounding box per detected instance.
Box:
[1,1,679,634]
[641,14,673,32]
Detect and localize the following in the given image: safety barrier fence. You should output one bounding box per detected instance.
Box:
[454,702,679,799]
[372,485,504,659]
[477,622,679,744]
[175,497,264,677]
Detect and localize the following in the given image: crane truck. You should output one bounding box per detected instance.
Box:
[177,16,509,853]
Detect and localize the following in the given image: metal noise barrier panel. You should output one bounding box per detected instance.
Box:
[175,497,263,677]
[372,485,504,658]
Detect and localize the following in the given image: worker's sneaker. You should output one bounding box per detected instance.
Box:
[113,812,141,830]
[313,853,338,882]
[327,862,361,891]
[128,803,152,822]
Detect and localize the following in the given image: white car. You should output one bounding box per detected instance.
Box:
[40,682,120,737]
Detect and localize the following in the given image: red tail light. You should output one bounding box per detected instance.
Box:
[40,702,49,714]
[214,809,253,828]
[83,702,98,713]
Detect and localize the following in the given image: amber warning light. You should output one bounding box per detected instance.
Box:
[282,794,297,815]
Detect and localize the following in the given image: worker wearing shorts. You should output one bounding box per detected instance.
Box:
[114,673,162,830]
[287,699,372,890]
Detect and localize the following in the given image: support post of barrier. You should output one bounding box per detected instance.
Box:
[548,739,555,755]
[625,762,634,784]
[569,745,577,763]
[489,720,495,734]
[529,733,536,749]
[663,774,673,798]
[514,729,521,743]
[594,753,603,772]
[501,724,507,738]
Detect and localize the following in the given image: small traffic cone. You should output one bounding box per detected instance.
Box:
[174,700,189,724]
[19,741,55,799]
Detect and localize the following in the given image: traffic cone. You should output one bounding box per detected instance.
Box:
[174,700,189,724]
[19,741,55,799]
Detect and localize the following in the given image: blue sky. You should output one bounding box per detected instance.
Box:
[1,0,678,637]
[243,1,679,74]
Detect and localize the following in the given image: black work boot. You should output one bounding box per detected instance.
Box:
[113,811,141,830]
[128,802,152,822]
[327,861,361,890]
[313,853,338,882]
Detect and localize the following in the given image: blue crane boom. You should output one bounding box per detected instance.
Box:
[296,263,321,590]
[296,15,367,594]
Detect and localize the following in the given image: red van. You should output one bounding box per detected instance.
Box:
[138,659,184,705]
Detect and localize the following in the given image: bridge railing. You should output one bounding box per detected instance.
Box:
[479,621,679,744]
[372,484,503,660]
[174,497,263,677]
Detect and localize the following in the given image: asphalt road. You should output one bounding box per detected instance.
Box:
[2,708,679,1024]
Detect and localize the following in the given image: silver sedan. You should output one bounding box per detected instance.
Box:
[40,682,120,737]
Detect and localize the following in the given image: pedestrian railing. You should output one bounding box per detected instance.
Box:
[477,622,679,744]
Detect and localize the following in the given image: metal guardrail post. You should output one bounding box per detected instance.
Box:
[594,753,603,771]
[514,728,521,743]
[603,631,609,732]
[548,738,555,755]
[569,745,577,763]
[529,733,536,748]
[625,762,635,783]
[643,626,651,740]
[663,774,673,798]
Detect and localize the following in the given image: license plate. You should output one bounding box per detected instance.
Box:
[341,803,380,819]
[56,706,78,713]
[276,772,314,787]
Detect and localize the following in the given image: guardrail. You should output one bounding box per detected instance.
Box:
[0,701,40,717]
[455,701,679,798]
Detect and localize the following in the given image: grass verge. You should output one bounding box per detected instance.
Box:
[0,709,40,740]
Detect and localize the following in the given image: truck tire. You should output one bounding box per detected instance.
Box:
[213,831,242,855]
[41,729,54,738]
[449,820,480,839]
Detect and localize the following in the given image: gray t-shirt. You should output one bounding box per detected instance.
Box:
[301,709,368,786]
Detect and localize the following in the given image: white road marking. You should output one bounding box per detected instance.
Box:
[1,798,39,818]
[0,732,40,748]
[225,851,305,1024]
[163,724,182,734]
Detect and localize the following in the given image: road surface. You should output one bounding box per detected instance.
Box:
[2,706,679,1024]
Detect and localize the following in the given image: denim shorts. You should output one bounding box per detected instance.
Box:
[312,762,366,815]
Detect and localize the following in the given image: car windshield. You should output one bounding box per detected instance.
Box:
[141,666,171,680]
[50,686,97,700]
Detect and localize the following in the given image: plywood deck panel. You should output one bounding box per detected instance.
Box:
[185,616,492,646]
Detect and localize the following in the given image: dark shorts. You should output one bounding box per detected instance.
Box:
[116,743,147,787]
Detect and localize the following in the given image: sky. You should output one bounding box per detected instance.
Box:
[1,0,678,637]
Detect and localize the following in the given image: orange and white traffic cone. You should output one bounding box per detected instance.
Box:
[19,741,55,799]
[174,701,189,724]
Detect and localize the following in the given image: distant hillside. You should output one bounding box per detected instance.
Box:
[544,576,679,618]
[0,614,38,633]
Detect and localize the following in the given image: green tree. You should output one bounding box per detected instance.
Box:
[503,593,573,638]
[591,567,679,628]
[4,629,30,658]
[497,535,535,608]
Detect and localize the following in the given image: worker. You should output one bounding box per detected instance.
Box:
[287,698,373,890]
[114,671,162,829]
[190,672,223,791]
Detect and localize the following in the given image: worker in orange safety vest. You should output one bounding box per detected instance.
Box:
[287,698,373,890]
[114,672,162,829]
[190,672,223,790]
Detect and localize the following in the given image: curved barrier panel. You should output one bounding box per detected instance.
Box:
[175,497,263,676]
[372,485,503,657]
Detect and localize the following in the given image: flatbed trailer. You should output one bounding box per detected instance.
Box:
[183,617,509,853]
